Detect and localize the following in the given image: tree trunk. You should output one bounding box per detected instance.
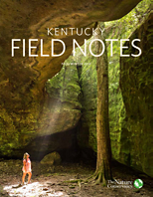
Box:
[95,23,112,185]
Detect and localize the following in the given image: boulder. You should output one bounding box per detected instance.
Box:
[119,12,153,177]
[40,152,61,165]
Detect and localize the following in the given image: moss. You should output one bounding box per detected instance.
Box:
[119,13,153,176]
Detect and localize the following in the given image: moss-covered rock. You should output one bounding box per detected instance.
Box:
[0,64,82,158]
[119,12,153,177]
[40,152,61,165]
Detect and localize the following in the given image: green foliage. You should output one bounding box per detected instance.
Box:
[105,0,151,38]
[46,59,82,110]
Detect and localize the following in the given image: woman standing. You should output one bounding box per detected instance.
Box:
[22,152,32,184]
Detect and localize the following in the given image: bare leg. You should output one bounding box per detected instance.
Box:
[22,173,26,184]
[28,172,32,184]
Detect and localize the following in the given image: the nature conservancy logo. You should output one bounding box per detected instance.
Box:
[133,179,143,189]
[107,179,133,188]
[107,179,144,189]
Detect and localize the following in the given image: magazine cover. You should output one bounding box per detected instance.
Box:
[0,0,152,196]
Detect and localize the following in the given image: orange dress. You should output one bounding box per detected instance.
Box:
[22,158,31,173]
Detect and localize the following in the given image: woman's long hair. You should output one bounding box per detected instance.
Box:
[23,152,29,160]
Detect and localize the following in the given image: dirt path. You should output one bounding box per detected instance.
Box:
[0,160,152,197]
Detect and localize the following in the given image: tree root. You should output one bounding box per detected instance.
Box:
[63,171,109,187]
[84,172,96,183]
[78,180,81,189]
[85,171,107,186]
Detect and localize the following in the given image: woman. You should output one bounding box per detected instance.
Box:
[22,152,32,184]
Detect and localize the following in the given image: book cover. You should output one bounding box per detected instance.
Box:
[0,0,152,196]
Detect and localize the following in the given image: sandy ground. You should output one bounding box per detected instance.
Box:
[0,160,153,197]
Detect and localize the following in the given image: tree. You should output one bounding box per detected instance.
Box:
[94,23,112,185]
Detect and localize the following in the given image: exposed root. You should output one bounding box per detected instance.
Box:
[78,180,81,189]
[63,171,110,187]
[85,171,108,186]
[84,172,96,183]
[95,172,102,185]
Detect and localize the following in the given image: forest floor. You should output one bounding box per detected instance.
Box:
[0,159,153,197]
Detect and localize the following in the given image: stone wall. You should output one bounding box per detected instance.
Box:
[119,12,153,176]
